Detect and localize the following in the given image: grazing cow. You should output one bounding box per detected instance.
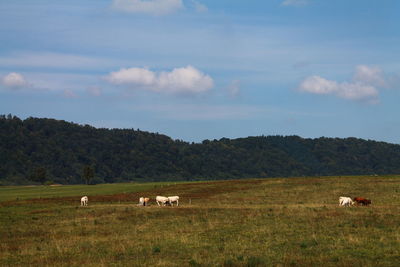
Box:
[139,197,151,206]
[81,196,88,206]
[156,196,169,206]
[339,196,354,207]
[143,197,150,206]
[353,197,372,206]
[139,197,145,206]
[168,196,179,206]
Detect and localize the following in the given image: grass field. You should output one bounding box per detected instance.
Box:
[1,176,400,266]
[0,181,190,202]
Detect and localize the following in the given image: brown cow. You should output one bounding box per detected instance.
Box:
[353,197,372,206]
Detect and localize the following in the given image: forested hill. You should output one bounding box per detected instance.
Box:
[1,115,400,185]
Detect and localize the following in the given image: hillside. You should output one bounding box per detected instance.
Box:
[1,114,400,185]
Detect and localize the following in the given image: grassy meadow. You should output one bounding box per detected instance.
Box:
[1,176,400,266]
[0,181,189,202]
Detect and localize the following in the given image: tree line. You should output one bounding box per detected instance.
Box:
[1,114,400,185]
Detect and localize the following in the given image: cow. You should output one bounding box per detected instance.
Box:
[339,196,354,207]
[156,196,169,206]
[139,197,150,206]
[81,196,88,206]
[139,197,144,206]
[353,197,371,206]
[143,197,150,206]
[168,196,179,206]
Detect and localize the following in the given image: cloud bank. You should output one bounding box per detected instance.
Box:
[298,65,385,104]
[112,0,183,15]
[106,65,214,95]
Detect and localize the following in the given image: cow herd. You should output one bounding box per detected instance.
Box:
[339,196,372,207]
[80,195,180,207]
[81,194,371,207]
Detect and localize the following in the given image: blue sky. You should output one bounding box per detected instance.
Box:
[1,0,399,143]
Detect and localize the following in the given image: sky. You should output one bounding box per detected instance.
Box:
[1,0,399,143]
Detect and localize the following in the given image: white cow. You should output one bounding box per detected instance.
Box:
[156,196,169,206]
[139,197,145,206]
[81,196,88,206]
[139,197,150,206]
[168,196,179,206]
[339,196,354,207]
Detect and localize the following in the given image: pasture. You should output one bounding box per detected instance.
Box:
[1,176,400,266]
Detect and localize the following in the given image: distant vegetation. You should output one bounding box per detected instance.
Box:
[1,114,400,185]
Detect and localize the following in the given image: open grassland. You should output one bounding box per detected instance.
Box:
[1,176,400,266]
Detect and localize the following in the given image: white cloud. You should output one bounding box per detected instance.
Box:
[335,82,378,102]
[112,0,183,15]
[106,65,213,95]
[158,66,213,94]
[1,72,30,89]
[106,67,156,86]
[282,0,309,7]
[299,76,338,95]
[1,71,91,93]
[353,65,387,87]
[298,66,383,104]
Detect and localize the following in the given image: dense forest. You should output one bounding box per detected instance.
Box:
[1,114,400,185]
